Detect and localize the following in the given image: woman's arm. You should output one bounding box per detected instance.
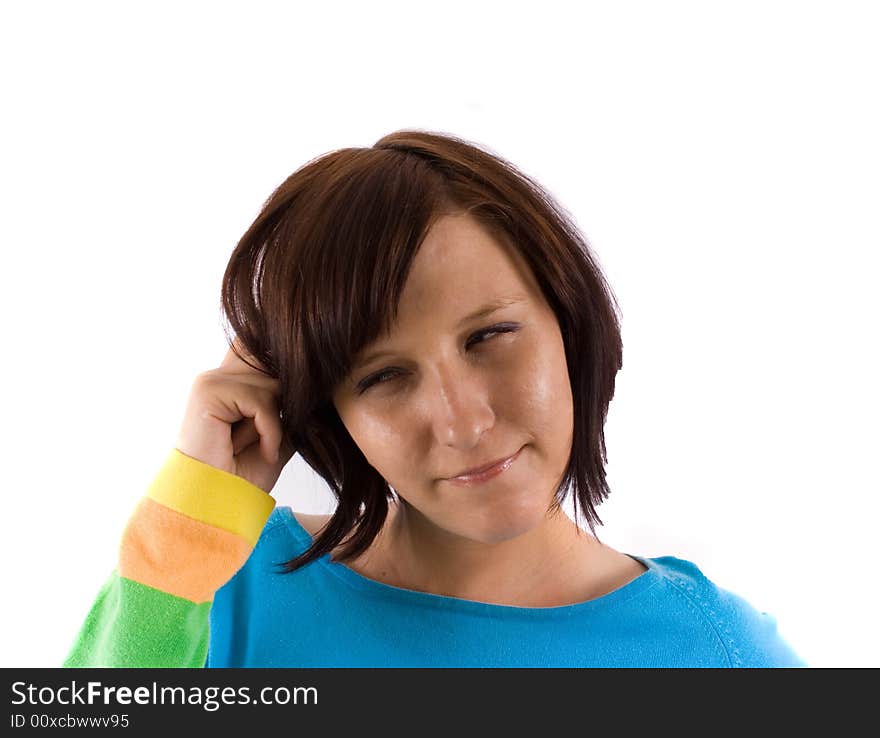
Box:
[62,448,275,668]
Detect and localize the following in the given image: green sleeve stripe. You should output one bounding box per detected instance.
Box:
[63,570,210,668]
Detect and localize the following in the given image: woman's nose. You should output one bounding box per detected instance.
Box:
[425,363,496,448]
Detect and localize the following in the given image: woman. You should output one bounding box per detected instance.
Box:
[63,130,806,667]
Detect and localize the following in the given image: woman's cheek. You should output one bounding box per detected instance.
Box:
[507,340,554,403]
[358,412,399,451]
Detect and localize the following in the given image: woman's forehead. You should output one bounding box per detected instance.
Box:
[396,218,541,312]
[343,212,549,368]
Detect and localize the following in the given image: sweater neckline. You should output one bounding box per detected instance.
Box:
[277,506,660,618]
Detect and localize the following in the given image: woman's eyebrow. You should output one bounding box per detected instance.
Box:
[454,295,527,329]
[351,295,527,371]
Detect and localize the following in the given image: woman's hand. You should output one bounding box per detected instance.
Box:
[174,338,295,493]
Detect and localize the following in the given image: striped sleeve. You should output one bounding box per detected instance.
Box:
[62,449,276,668]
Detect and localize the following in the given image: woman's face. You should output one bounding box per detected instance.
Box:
[331,212,574,544]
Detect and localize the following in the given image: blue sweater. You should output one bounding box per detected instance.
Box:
[62,449,807,669]
[206,506,807,668]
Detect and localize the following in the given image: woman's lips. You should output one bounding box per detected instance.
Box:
[444,446,524,486]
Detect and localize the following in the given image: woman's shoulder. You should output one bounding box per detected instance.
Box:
[241,506,330,559]
[289,510,333,540]
[254,508,376,570]
[645,555,807,667]
[256,506,330,538]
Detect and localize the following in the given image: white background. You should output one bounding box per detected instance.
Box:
[1,1,877,668]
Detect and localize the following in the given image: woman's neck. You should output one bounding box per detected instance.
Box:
[367,499,618,607]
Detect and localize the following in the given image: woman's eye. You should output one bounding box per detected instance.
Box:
[357,323,519,394]
[360,368,401,391]
[465,323,518,349]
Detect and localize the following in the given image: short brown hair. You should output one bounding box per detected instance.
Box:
[220,129,623,574]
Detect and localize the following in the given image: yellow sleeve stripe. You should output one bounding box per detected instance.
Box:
[145,448,276,547]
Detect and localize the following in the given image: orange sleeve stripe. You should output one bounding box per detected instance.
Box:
[145,448,276,547]
[118,497,254,604]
